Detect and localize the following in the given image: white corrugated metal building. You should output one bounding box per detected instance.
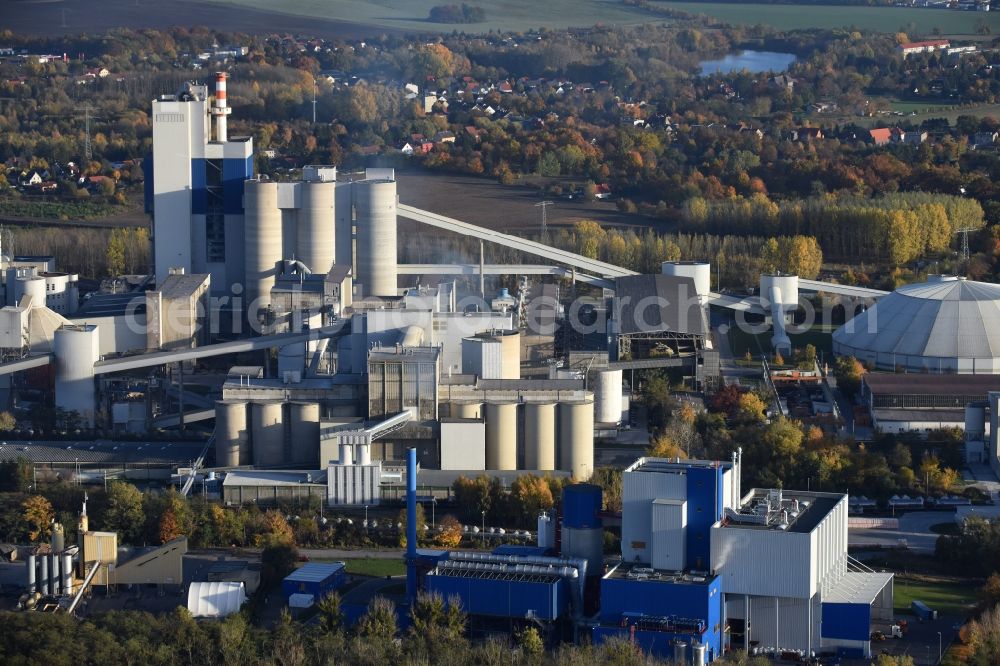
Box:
[187,581,247,618]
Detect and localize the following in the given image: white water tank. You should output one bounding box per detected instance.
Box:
[339,442,354,466]
[357,443,371,466]
[559,401,594,481]
[354,179,397,297]
[594,370,623,424]
[53,324,100,427]
[524,402,556,470]
[485,402,518,470]
[661,261,711,300]
[215,400,249,467]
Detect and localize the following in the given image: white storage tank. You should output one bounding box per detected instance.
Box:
[53,324,99,427]
[288,401,320,466]
[334,181,354,268]
[215,400,249,467]
[462,336,503,379]
[357,443,371,466]
[21,276,47,305]
[485,402,518,470]
[661,261,711,300]
[524,402,556,470]
[760,272,799,311]
[250,400,284,467]
[244,179,283,313]
[296,179,335,275]
[339,442,354,466]
[594,370,623,424]
[559,401,594,481]
[452,401,483,419]
[354,179,398,297]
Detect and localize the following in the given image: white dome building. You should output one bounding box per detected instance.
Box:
[833,276,1000,374]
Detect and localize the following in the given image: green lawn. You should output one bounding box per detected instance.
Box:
[727,322,834,361]
[652,1,1000,34]
[340,558,406,577]
[206,0,659,32]
[893,578,979,617]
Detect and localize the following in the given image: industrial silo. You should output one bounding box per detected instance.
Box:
[26,553,35,593]
[485,402,518,470]
[559,401,594,481]
[524,402,556,470]
[215,400,249,467]
[498,330,520,379]
[61,553,73,595]
[53,324,99,427]
[452,401,482,419]
[21,276,46,305]
[594,370,623,424]
[296,180,335,275]
[243,179,283,313]
[288,401,320,466]
[51,523,64,553]
[250,401,284,467]
[334,181,354,269]
[661,261,711,300]
[354,179,397,297]
[461,335,502,379]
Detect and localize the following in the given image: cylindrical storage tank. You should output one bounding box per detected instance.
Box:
[250,401,284,467]
[26,553,36,593]
[53,325,99,427]
[537,513,555,549]
[215,400,249,467]
[452,401,483,420]
[354,179,397,297]
[51,522,65,553]
[661,261,711,300]
[339,443,354,466]
[334,181,354,269]
[296,180,335,275]
[243,179,283,314]
[692,643,706,665]
[524,402,556,470]
[39,551,48,595]
[559,401,594,481]
[673,641,688,665]
[461,336,503,379]
[966,404,987,441]
[498,330,520,379]
[760,273,799,311]
[562,484,602,529]
[48,553,58,595]
[357,443,371,466]
[485,402,518,470]
[289,401,320,466]
[22,276,46,305]
[62,553,73,596]
[594,370,623,424]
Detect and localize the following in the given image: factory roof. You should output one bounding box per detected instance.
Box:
[625,457,734,474]
[613,274,706,337]
[604,562,717,585]
[721,489,844,534]
[0,439,206,465]
[156,273,209,300]
[871,408,966,422]
[368,346,440,362]
[863,372,1000,395]
[227,366,264,378]
[327,265,352,283]
[833,276,1000,362]
[440,377,586,391]
[222,470,327,487]
[823,571,894,605]
[284,562,345,583]
[76,292,146,317]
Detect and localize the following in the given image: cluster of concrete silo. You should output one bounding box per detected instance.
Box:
[456,398,594,480]
[214,400,320,468]
[242,171,399,314]
[24,523,75,601]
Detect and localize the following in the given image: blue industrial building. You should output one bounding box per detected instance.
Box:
[426,568,568,621]
[282,562,347,602]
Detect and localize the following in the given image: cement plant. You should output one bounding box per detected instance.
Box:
[2,16,1000,666]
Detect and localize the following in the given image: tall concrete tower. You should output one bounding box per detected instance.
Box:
[148,74,253,295]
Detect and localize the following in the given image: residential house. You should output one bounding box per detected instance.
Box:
[497,81,514,94]
[433,131,456,144]
[809,101,838,114]
[899,39,950,57]
[594,184,613,200]
[973,131,998,147]
[868,128,901,146]
[465,126,484,142]
[21,170,43,186]
[770,74,796,91]
[791,127,824,141]
[902,131,928,145]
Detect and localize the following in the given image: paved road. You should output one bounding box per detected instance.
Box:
[711,312,763,387]
[848,511,953,554]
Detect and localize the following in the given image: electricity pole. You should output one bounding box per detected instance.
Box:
[534,200,554,236]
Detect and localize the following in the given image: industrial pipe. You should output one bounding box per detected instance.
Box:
[406,447,417,603]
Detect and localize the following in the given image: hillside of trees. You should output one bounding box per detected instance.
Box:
[428,4,486,23]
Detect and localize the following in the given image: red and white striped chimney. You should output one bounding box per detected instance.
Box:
[211,72,231,142]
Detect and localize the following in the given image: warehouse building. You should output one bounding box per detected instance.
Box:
[282,561,347,608]
[862,373,1000,434]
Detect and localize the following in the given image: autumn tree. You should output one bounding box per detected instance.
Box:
[22,495,53,542]
[435,514,463,548]
[103,481,145,544]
